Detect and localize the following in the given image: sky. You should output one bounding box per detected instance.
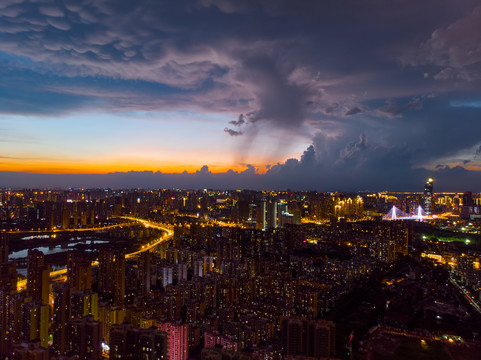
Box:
[0,0,481,191]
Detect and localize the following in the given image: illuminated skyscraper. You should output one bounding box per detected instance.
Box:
[423,178,434,216]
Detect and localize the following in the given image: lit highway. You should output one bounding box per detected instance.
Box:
[6,221,137,234]
[16,217,173,290]
[450,275,481,314]
[119,217,173,258]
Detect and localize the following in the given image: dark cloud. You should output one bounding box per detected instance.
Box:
[343,104,369,116]
[376,98,423,118]
[320,103,339,115]
[476,145,481,156]
[196,165,211,175]
[228,114,247,126]
[403,5,481,81]
[300,145,315,166]
[224,128,242,136]
[340,133,368,161]
[229,119,244,127]
[240,164,256,175]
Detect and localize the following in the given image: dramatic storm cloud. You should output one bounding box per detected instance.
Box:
[0,0,480,190]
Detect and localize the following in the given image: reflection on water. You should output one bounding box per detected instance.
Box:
[12,238,110,277]
[20,234,54,241]
[9,239,110,259]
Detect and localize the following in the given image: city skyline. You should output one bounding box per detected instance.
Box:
[1,1,481,190]
[2,187,481,358]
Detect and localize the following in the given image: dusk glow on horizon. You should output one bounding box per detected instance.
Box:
[1,0,481,190]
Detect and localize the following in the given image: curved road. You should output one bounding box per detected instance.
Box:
[16,217,173,290]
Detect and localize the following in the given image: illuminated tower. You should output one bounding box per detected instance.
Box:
[423,178,434,216]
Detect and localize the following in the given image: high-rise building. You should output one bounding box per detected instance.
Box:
[463,191,474,208]
[281,317,306,356]
[158,322,188,360]
[20,300,49,348]
[109,323,167,360]
[461,191,474,219]
[67,251,92,292]
[71,290,99,320]
[281,317,335,359]
[0,233,17,292]
[0,289,9,357]
[9,340,49,360]
[306,320,335,359]
[69,316,102,360]
[256,200,266,230]
[98,250,125,306]
[1,291,26,356]
[267,200,278,229]
[27,250,49,305]
[162,267,173,287]
[138,327,168,360]
[423,178,434,216]
[0,232,8,266]
[237,201,250,222]
[52,284,70,355]
[139,251,151,295]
